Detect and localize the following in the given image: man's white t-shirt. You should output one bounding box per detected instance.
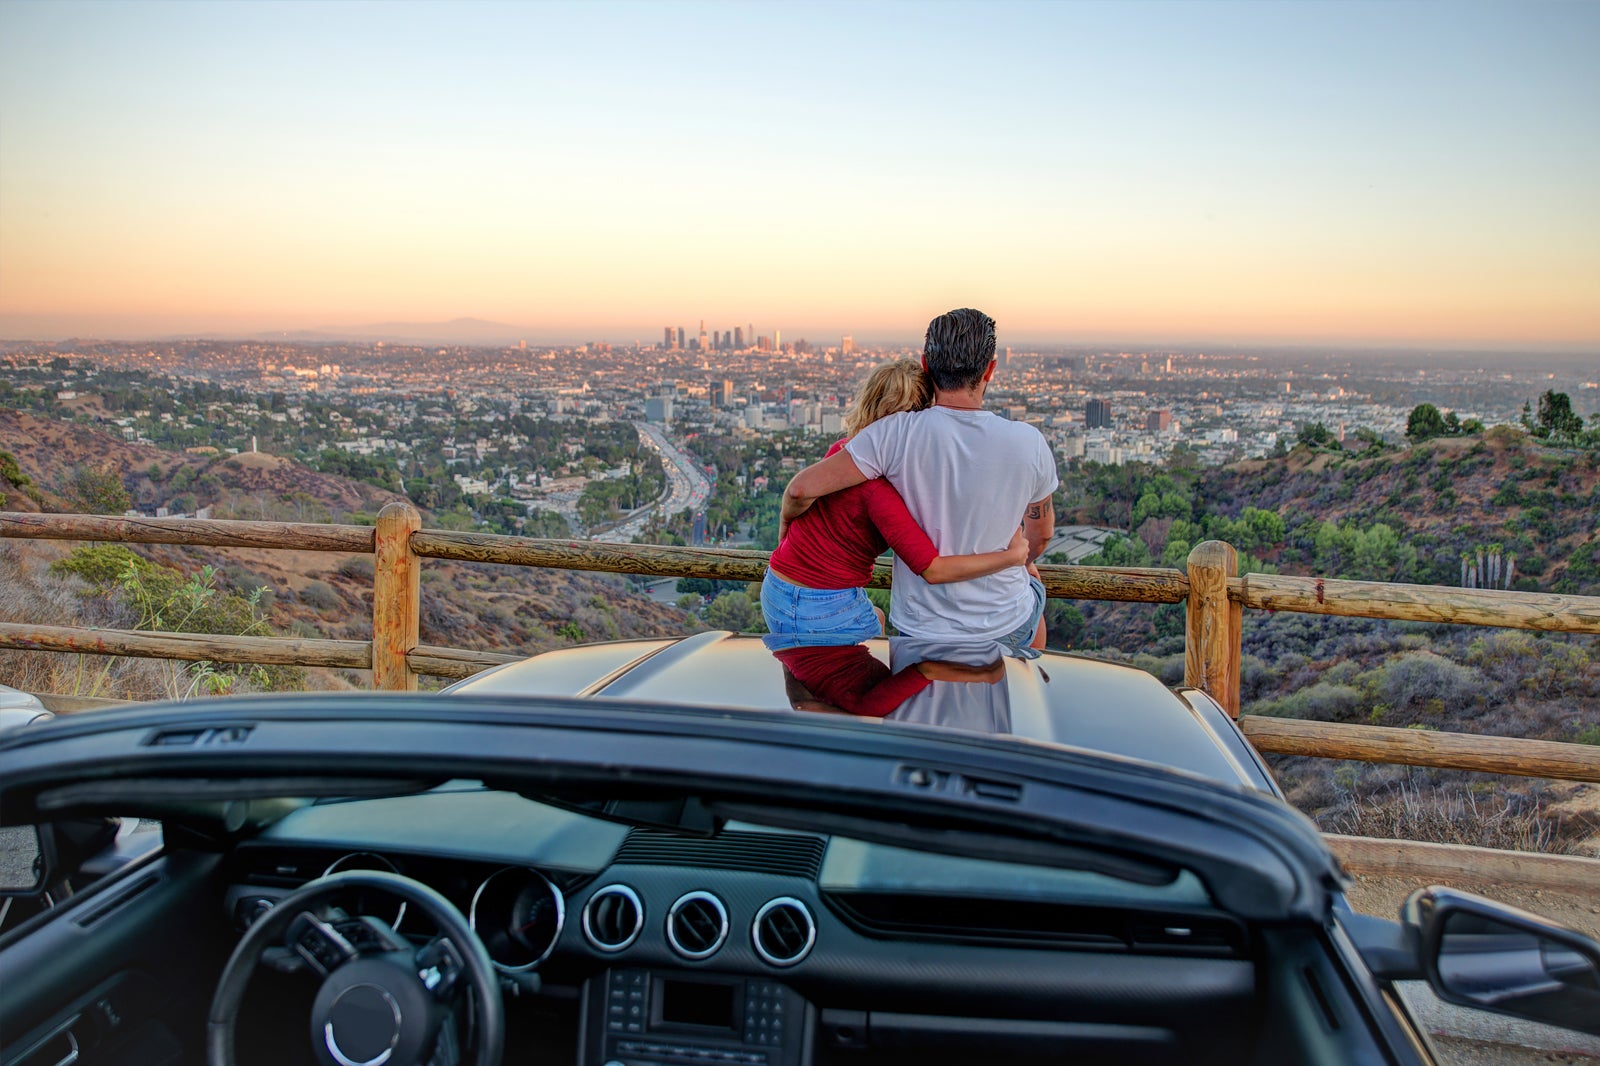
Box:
[846,406,1058,641]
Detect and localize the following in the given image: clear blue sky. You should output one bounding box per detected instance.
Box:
[1,0,1596,348]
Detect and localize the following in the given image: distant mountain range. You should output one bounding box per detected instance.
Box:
[255,317,534,346]
[0,316,537,348]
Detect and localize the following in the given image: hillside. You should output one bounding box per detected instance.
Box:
[0,412,700,698]
[1057,431,1600,856]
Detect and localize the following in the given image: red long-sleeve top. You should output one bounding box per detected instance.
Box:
[773,644,929,718]
[769,441,939,589]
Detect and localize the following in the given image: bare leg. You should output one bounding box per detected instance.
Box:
[872,605,886,634]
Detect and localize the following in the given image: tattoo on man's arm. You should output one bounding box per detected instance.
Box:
[1026,504,1043,520]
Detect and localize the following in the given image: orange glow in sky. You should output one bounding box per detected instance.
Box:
[1,2,1596,350]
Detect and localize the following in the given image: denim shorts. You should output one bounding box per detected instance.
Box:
[760,570,882,650]
[995,575,1046,659]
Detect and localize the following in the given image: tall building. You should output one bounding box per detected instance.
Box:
[699,320,708,351]
[1146,409,1172,432]
[722,330,732,350]
[645,394,674,423]
[663,326,674,350]
[1086,399,1112,429]
[677,327,686,349]
[999,346,1010,369]
[734,327,744,349]
[841,335,855,355]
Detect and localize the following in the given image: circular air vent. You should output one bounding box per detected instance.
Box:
[582,885,643,953]
[666,891,728,960]
[752,897,815,967]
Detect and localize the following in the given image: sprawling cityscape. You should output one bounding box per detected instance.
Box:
[3,331,1595,551]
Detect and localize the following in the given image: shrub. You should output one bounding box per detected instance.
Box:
[1248,682,1364,722]
[336,556,376,582]
[51,544,148,591]
[1376,651,1482,712]
[299,581,343,612]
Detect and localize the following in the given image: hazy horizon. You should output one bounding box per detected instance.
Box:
[2,1,1596,351]
[6,312,1599,361]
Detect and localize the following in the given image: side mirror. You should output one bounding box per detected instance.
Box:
[1405,886,1600,1037]
[0,825,57,896]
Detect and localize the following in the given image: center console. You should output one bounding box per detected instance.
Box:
[581,968,812,1066]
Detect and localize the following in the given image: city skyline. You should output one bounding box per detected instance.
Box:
[1,1,1597,352]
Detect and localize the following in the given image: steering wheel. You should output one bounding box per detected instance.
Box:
[207,870,504,1066]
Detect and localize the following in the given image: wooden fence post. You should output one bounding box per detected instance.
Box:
[1185,540,1241,716]
[373,501,422,691]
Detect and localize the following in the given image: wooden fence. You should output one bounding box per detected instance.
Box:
[4,505,1599,889]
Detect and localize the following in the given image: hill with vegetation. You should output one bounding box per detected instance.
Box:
[0,411,699,701]
[1054,424,1600,856]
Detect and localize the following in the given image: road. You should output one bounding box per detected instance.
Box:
[592,422,712,544]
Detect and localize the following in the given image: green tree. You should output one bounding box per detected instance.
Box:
[69,464,132,514]
[1406,404,1447,443]
[1296,422,1338,449]
[1533,390,1584,442]
[1081,534,1151,568]
[704,590,766,633]
[1043,601,1086,647]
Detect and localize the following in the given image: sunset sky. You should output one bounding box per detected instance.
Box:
[1,1,1596,349]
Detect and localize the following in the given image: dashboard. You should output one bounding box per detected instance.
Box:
[219,788,1264,1066]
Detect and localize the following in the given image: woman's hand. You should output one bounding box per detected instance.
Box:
[1006,526,1030,566]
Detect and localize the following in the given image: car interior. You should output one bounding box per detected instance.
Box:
[2,780,1410,1066]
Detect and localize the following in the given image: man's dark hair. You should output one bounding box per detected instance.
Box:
[922,308,996,391]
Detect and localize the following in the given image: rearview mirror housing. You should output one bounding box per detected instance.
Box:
[1405,886,1600,1037]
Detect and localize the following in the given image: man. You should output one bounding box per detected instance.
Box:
[780,308,1056,652]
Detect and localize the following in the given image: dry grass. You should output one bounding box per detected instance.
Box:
[0,541,176,700]
[1322,777,1586,854]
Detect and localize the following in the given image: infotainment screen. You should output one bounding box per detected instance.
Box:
[658,977,738,1031]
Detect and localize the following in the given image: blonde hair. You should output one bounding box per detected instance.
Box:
[844,360,932,437]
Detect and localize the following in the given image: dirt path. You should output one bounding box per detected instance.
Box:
[1345,873,1600,941]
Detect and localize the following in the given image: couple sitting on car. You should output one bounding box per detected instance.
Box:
[764,308,1057,717]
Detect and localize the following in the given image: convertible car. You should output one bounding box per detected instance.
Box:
[1,632,1597,1066]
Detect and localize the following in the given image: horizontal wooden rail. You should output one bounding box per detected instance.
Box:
[36,694,132,714]
[1240,715,1600,783]
[1039,563,1187,604]
[1326,834,1600,897]
[1234,572,1600,634]
[412,531,776,582]
[407,644,522,680]
[0,511,373,553]
[411,530,1190,603]
[0,621,370,669]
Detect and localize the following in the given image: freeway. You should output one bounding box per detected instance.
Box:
[592,422,713,544]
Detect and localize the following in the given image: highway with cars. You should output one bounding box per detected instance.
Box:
[592,422,712,544]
